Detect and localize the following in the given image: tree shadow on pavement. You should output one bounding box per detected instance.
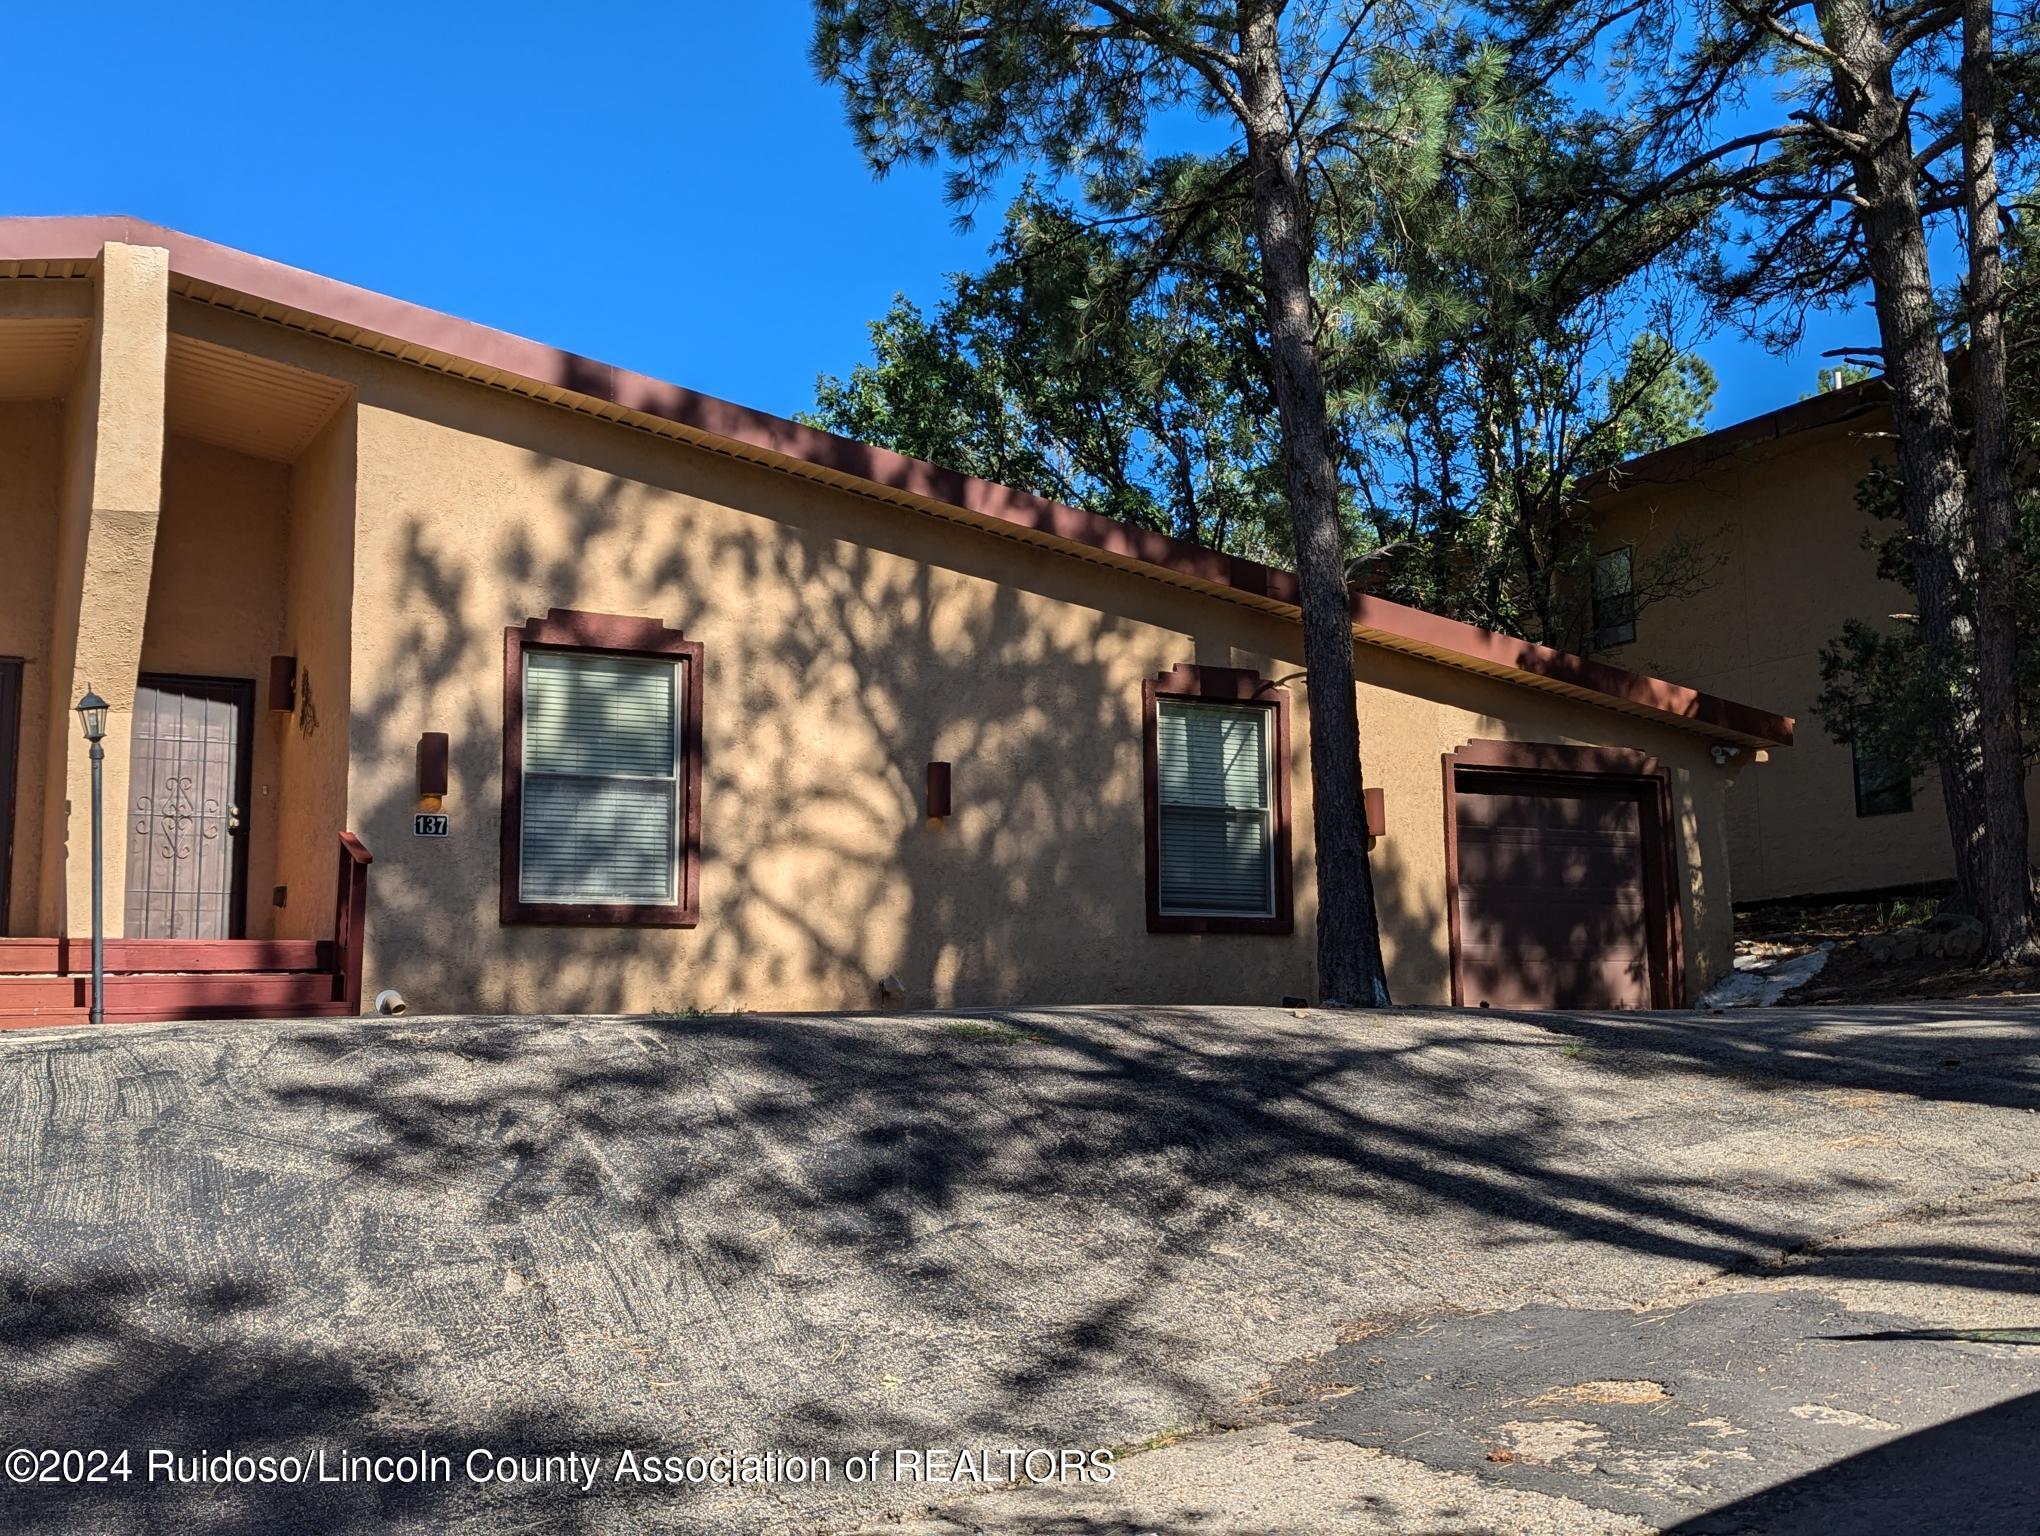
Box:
[1668,1387,2040,1536]
[1498,1000,2040,1112]
[263,1002,2040,1446]
[0,1265,677,1535]
[3,1001,2037,1533]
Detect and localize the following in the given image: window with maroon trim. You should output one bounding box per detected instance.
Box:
[1142,664,1293,935]
[502,609,702,927]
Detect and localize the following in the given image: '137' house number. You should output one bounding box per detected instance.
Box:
[414,814,450,837]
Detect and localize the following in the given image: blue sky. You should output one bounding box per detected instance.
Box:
[14,2,1878,433]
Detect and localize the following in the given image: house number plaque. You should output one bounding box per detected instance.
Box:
[413,813,450,837]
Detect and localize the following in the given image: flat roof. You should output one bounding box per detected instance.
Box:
[0,215,1792,748]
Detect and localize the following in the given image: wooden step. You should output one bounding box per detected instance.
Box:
[0,1000,359,1032]
[99,972,341,1012]
[0,976,84,1009]
[100,1000,358,1023]
[0,1010,88,1031]
[0,970,343,1022]
[0,938,333,975]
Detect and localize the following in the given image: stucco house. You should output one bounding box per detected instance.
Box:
[0,218,1791,1025]
[1587,380,2040,904]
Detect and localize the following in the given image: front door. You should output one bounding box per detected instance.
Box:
[125,675,253,939]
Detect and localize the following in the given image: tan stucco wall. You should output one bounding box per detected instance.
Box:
[0,401,63,931]
[273,404,359,939]
[0,280,1746,1015]
[36,243,169,936]
[186,318,1735,1015]
[1596,420,2040,901]
[135,434,292,937]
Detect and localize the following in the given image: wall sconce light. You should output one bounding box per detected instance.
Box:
[926,761,952,820]
[1364,787,1386,844]
[418,731,449,811]
[268,655,298,713]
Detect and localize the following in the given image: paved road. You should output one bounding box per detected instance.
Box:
[1,1002,2035,1532]
[1288,1288,2040,1533]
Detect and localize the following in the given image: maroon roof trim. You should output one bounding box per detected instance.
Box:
[0,216,1792,748]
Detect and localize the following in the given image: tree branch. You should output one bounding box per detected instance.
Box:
[1085,0,1250,115]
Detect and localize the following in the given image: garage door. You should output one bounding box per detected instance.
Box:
[1451,771,1660,1010]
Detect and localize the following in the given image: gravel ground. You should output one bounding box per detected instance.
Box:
[868,1423,1655,1535]
[0,1000,2034,1533]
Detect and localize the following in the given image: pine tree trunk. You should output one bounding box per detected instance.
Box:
[1824,0,1989,911]
[1961,0,2038,961]
[1238,6,1391,1006]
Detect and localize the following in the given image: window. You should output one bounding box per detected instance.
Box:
[502,609,702,926]
[1592,547,1637,649]
[1143,664,1292,934]
[1852,738,1914,818]
[522,652,680,902]
[1158,701,1274,916]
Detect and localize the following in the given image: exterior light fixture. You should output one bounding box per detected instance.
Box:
[75,688,109,743]
[74,687,109,1025]
[268,655,298,713]
[418,732,449,812]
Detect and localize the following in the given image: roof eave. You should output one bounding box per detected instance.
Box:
[0,215,1794,750]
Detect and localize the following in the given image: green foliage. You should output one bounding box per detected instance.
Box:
[1314,59,1725,649]
[808,44,1723,642]
[1817,476,2040,781]
[1817,226,2040,779]
[1283,56,1725,644]
[804,187,1296,560]
[812,0,1213,212]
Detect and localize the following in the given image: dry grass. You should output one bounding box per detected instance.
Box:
[1529,1379,1671,1407]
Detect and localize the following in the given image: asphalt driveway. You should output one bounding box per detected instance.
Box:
[1,1001,2036,1533]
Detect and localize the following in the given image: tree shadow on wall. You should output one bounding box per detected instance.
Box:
[338,420,1446,1013]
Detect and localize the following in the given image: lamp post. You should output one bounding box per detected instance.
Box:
[74,688,109,1025]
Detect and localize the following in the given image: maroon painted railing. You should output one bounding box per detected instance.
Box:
[333,832,374,1013]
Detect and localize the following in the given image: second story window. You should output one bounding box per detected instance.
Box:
[1852,738,1914,817]
[1592,547,1637,649]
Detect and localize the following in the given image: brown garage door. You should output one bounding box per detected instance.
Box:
[1451,771,1661,1010]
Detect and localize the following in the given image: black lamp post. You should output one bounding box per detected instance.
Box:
[74,688,108,1025]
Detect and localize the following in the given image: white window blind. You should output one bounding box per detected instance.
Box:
[520,651,682,904]
[1156,700,1274,916]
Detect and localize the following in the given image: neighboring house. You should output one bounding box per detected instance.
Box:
[1587,380,2040,903]
[0,219,1790,1024]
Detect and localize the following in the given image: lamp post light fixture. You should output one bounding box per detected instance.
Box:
[74,687,109,1026]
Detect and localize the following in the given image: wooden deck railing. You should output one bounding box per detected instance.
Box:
[333,832,374,1013]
